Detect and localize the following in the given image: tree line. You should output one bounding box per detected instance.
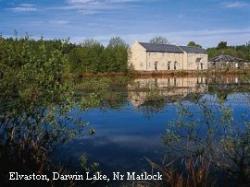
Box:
[69,37,128,74]
[1,35,250,76]
[207,41,250,61]
[0,35,128,76]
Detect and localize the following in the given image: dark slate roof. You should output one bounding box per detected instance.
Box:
[209,54,247,63]
[139,42,183,53]
[179,46,207,54]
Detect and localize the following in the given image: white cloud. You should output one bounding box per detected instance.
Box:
[224,1,249,8]
[9,3,37,12]
[63,0,149,14]
[48,20,70,25]
[68,0,143,4]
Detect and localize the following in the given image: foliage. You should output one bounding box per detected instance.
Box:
[102,37,128,72]
[79,154,100,173]
[69,39,104,73]
[69,36,128,74]
[147,155,211,187]
[2,34,250,186]
[187,41,202,48]
[162,97,250,186]
[0,36,91,186]
[74,76,129,109]
[149,36,169,44]
[0,35,129,76]
[138,88,165,118]
[207,41,250,61]
[2,36,250,75]
[217,41,228,49]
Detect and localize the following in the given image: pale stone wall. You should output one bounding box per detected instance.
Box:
[128,41,147,71]
[186,53,208,70]
[145,52,184,71]
[182,52,188,70]
[128,41,208,71]
[208,61,250,69]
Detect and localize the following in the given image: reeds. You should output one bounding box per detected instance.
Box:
[146,155,212,187]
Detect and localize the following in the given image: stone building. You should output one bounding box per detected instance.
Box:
[128,41,208,71]
[208,54,250,69]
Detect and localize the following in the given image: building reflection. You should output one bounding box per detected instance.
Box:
[128,76,208,107]
[127,74,246,109]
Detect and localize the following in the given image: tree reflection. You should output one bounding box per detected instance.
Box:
[138,90,165,118]
[75,77,128,109]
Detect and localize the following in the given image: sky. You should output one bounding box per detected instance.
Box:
[0,0,250,48]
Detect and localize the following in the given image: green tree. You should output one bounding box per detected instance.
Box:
[68,37,129,74]
[149,36,168,44]
[102,37,128,72]
[108,36,128,48]
[187,41,202,48]
[217,41,228,49]
[0,36,90,185]
[70,39,104,73]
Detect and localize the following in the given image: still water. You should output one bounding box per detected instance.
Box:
[57,75,250,173]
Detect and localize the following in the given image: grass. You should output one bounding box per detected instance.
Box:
[146,155,212,187]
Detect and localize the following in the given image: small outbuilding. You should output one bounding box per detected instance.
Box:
[209,54,250,69]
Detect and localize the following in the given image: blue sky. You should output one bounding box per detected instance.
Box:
[0,0,250,47]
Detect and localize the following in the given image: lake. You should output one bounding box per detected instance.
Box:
[56,74,250,182]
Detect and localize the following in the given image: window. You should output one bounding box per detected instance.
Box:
[196,58,202,63]
[196,58,202,70]
[154,61,158,71]
[168,61,171,70]
[174,61,177,70]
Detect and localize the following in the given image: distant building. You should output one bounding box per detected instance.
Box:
[209,54,250,69]
[128,41,208,71]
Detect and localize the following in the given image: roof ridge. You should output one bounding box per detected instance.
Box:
[179,45,201,49]
[138,42,204,49]
[209,54,248,62]
[176,45,185,52]
[138,42,177,46]
[137,42,184,53]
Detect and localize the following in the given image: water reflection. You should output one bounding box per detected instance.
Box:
[127,75,250,185]
[59,74,250,182]
[128,76,208,107]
